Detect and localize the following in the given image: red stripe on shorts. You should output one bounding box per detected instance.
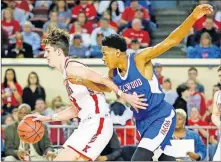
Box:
[96,118,104,135]
[91,94,100,114]
[67,145,92,161]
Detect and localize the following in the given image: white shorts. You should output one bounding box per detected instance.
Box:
[213,138,221,161]
[62,115,113,161]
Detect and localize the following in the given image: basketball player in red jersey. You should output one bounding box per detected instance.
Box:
[24,28,147,161]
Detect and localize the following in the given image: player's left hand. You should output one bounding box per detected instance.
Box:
[122,92,148,112]
[96,155,107,161]
[187,151,200,160]
[192,4,213,20]
[45,151,56,161]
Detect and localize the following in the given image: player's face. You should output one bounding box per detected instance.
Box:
[176,114,185,129]
[102,46,120,69]
[44,45,59,67]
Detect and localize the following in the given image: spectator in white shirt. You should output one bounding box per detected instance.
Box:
[70,22,91,47]
[98,0,124,16]
[162,78,178,105]
[91,18,116,46]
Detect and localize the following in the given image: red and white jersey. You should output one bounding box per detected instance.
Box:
[63,58,110,120]
[215,90,221,112]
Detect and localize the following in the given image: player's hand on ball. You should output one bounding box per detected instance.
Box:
[45,151,56,161]
[192,4,213,20]
[23,113,51,122]
[17,150,29,161]
[122,92,148,112]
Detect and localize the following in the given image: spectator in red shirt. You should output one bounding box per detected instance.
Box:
[1,68,22,114]
[186,79,207,117]
[122,18,150,48]
[71,0,97,21]
[120,0,149,25]
[1,8,20,38]
[188,107,209,145]
[193,15,221,32]
[110,96,139,146]
[16,0,30,12]
[69,12,94,34]
[49,104,65,145]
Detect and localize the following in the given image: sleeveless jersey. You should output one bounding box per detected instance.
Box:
[63,58,110,120]
[112,53,167,120]
[215,90,221,112]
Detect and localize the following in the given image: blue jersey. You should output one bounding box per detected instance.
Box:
[112,53,167,120]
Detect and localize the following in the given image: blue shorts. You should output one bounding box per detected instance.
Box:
[136,102,176,156]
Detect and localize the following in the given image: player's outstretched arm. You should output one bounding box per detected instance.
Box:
[66,63,148,110]
[211,91,221,129]
[24,105,78,122]
[135,4,213,62]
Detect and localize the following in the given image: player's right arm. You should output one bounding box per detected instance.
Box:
[211,91,221,129]
[24,105,78,122]
[66,62,148,110]
[134,4,213,63]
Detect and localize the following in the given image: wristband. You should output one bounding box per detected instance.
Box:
[117,90,123,97]
[51,114,59,121]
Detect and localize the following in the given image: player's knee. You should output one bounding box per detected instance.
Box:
[131,147,154,161]
[54,147,80,161]
[4,156,17,161]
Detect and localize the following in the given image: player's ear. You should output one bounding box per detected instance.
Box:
[116,49,121,57]
[57,48,62,56]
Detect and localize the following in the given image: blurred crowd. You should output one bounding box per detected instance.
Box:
[1,0,220,59]
[185,0,221,58]
[1,0,156,58]
[1,65,221,160]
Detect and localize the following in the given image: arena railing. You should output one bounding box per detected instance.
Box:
[1,125,219,160]
[2,58,220,67]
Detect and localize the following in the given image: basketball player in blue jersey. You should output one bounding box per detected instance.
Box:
[101,4,213,161]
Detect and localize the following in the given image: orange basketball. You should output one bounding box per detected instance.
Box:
[17,117,44,144]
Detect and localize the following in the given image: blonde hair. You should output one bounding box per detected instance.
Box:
[42,28,70,56]
[3,8,14,20]
[200,32,212,46]
[176,109,187,120]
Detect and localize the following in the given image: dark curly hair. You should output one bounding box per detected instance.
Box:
[102,34,127,52]
[42,28,70,56]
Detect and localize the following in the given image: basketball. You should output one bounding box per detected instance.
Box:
[17,117,44,144]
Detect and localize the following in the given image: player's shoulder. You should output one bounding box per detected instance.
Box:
[65,58,87,68]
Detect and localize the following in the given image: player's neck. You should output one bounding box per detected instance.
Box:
[56,57,66,74]
[117,53,128,73]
